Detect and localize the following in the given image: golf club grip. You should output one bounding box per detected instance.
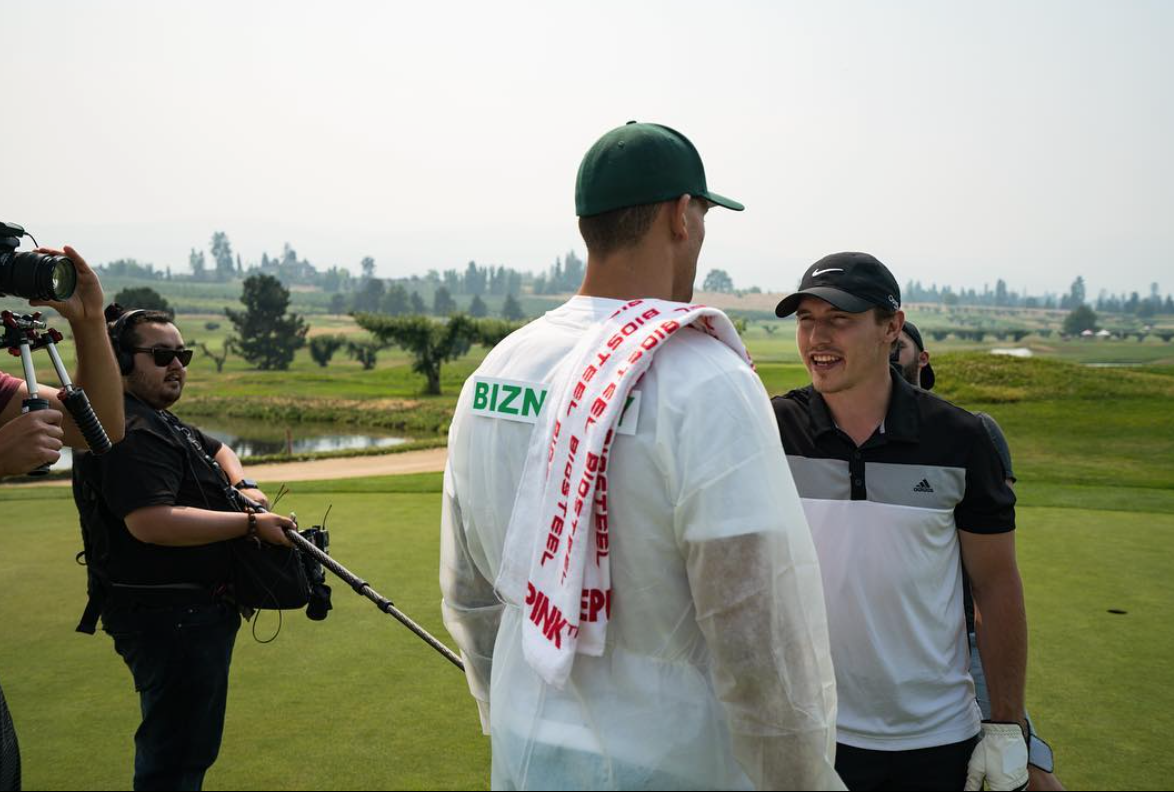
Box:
[61,387,112,455]
[21,397,52,476]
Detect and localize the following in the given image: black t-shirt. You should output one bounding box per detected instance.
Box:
[79,394,236,588]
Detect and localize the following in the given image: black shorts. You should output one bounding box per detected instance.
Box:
[835,736,979,791]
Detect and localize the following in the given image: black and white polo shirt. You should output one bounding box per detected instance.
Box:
[772,372,1015,752]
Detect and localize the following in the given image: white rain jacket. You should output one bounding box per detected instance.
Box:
[441,296,843,790]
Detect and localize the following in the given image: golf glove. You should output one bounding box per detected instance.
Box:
[965,721,1029,791]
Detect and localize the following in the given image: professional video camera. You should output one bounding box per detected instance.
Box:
[0,222,77,301]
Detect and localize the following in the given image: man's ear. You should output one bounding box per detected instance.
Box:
[668,194,693,240]
[884,309,906,345]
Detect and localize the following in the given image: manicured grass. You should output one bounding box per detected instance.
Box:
[1016,505,1174,791]
[3,300,1172,789]
[2,473,1172,790]
[0,473,491,791]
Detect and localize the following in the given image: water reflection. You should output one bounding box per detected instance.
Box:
[52,416,410,471]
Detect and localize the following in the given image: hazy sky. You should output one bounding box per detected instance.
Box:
[4,0,1172,297]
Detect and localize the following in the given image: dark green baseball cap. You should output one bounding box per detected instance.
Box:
[575,121,745,217]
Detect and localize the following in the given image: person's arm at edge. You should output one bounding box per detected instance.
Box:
[29,245,124,447]
[676,367,843,790]
[439,461,501,734]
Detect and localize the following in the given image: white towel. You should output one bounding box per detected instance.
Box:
[497,298,753,688]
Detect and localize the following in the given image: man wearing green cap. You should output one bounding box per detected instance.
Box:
[441,122,842,790]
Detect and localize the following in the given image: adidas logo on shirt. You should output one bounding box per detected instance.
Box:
[913,478,934,493]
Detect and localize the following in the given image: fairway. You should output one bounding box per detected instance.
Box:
[2,350,1173,789]
[2,473,1172,789]
[0,475,491,791]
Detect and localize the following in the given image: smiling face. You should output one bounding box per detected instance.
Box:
[795,296,903,396]
[123,321,188,410]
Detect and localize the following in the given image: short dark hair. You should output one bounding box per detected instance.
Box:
[578,202,663,257]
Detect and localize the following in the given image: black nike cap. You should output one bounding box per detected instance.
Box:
[775,252,901,318]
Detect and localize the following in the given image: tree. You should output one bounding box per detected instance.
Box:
[321,266,351,293]
[703,269,734,293]
[502,293,525,321]
[353,276,385,313]
[189,248,206,280]
[433,287,457,316]
[309,334,346,367]
[355,314,479,395]
[469,294,488,318]
[113,286,172,315]
[762,324,778,336]
[100,258,161,279]
[211,232,235,281]
[226,274,308,370]
[471,318,523,346]
[410,292,427,314]
[329,293,347,315]
[1062,304,1098,336]
[361,257,376,280]
[382,285,410,316]
[1069,276,1086,308]
[346,338,383,370]
[562,250,585,291]
[195,338,235,373]
[465,261,485,296]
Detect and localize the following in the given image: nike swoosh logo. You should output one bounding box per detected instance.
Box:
[811,268,843,277]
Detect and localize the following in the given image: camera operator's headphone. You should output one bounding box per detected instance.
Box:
[109,309,147,375]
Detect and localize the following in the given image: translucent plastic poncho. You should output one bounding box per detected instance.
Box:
[441,296,844,791]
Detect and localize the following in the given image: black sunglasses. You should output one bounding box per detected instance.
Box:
[131,346,194,367]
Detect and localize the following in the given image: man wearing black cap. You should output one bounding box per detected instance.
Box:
[441,122,842,790]
[897,321,1063,791]
[771,253,1030,791]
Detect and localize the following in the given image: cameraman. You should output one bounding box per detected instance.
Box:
[1,245,125,792]
[73,305,294,792]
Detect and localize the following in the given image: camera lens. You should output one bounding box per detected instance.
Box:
[50,256,77,300]
[0,251,77,301]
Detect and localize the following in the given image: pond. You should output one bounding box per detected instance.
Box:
[51,415,411,471]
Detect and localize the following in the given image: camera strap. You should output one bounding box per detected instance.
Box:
[157,410,241,511]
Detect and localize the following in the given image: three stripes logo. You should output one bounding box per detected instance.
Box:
[913,478,935,493]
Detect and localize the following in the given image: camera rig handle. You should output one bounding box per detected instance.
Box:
[2,310,113,475]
